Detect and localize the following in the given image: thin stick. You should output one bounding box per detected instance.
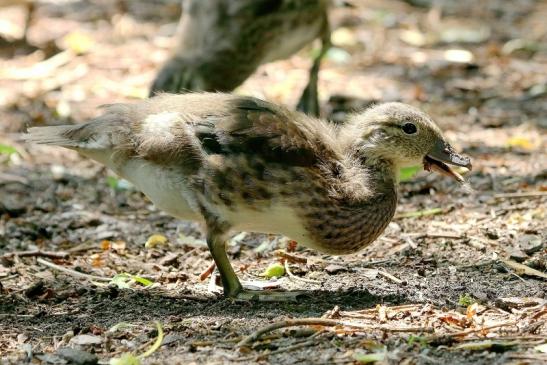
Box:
[427,321,518,341]
[403,232,464,240]
[199,261,216,281]
[234,331,325,362]
[424,232,464,239]
[275,250,307,264]
[261,339,317,357]
[0,172,29,185]
[236,318,433,348]
[395,208,444,219]
[494,192,547,199]
[284,260,321,285]
[342,304,421,315]
[36,258,111,282]
[2,250,69,259]
[378,270,404,284]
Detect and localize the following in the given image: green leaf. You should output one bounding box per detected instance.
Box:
[109,273,153,289]
[140,322,164,358]
[353,351,385,363]
[110,273,133,289]
[106,176,119,190]
[396,208,443,219]
[407,335,429,347]
[106,176,133,191]
[458,293,476,307]
[399,166,421,182]
[108,322,138,333]
[129,274,154,287]
[109,353,141,365]
[0,143,18,156]
[108,322,164,365]
[262,263,285,278]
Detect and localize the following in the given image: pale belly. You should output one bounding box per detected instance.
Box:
[222,205,320,249]
[118,160,201,221]
[94,157,320,248]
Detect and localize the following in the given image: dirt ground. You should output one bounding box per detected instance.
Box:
[0,0,546,364]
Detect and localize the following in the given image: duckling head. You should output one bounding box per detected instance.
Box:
[344,102,472,182]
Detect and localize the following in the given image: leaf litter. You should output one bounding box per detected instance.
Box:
[0,0,546,364]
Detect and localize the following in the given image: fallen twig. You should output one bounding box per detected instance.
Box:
[2,250,69,260]
[258,339,317,357]
[342,304,421,315]
[494,191,547,199]
[423,232,464,239]
[426,321,518,342]
[378,270,404,284]
[403,232,464,240]
[234,331,325,362]
[199,261,216,281]
[275,250,307,264]
[236,318,433,348]
[0,172,30,185]
[36,258,111,282]
[395,208,444,219]
[500,259,547,280]
[463,236,487,250]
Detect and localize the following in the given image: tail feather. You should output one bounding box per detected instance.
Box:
[25,111,130,150]
[26,119,133,167]
[26,125,87,148]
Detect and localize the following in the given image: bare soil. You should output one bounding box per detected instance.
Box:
[0,1,545,364]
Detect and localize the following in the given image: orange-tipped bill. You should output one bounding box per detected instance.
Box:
[424,141,472,183]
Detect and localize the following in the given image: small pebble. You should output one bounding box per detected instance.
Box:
[508,248,528,263]
[69,334,103,346]
[56,347,98,365]
[324,264,346,274]
[518,235,543,255]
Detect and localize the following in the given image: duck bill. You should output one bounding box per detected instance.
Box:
[424,141,472,183]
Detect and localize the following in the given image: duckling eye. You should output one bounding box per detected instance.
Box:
[401,122,417,134]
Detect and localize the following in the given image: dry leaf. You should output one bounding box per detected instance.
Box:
[90,254,104,268]
[112,240,126,254]
[506,136,536,150]
[287,240,298,252]
[466,303,479,320]
[438,315,468,328]
[377,305,387,323]
[101,240,112,251]
[62,31,95,54]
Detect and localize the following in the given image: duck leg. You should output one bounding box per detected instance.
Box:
[205,223,303,302]
[296,14,331,117]
[205,227,243,298]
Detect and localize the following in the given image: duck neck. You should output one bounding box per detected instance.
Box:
[349,144,398,193]
[304,155,398,254]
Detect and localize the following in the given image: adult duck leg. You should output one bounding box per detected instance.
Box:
[296,15,331,117]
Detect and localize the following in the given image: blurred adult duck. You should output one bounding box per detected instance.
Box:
[150,0,330,116]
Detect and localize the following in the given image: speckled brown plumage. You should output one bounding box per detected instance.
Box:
[27,92,471,299]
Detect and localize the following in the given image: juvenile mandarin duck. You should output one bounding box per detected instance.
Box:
[28,93,471,300]
[150,0,330,116]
